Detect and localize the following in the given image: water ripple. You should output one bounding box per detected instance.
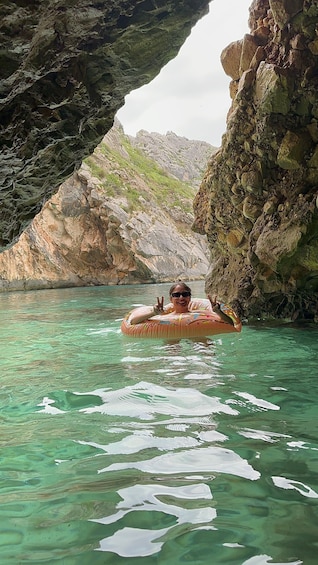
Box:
[77,382,239,418]
[98,445,261,481]
[92,482,216,557]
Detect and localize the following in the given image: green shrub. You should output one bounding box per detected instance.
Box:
[84,133,196,214]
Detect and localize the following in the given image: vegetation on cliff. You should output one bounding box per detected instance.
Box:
[85,130,196,214]
[85,119,214,213]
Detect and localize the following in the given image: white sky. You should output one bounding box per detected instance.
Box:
[117,0,251,146]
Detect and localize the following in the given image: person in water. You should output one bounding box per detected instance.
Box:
[128,281,235,326]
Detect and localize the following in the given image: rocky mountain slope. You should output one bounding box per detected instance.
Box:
[131,129,215,188]
[0,121,211,291]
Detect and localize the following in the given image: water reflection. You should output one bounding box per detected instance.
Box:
[98,445,260,480]
[93,483,215,557]
[77,382,238,417]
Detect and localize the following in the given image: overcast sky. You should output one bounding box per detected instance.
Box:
[117,0,251,146]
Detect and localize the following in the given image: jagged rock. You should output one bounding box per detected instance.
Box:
[131,130,216,188]
[240,34,261,74]
[0,0,210,249]
[220,40,243,81]
[277,130,312,170]
[269,0,303,29]
[193,0,318,321]
[0,122,210,290]
[254,61,291,115]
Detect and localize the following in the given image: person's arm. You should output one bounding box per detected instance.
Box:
[208,294,235,326]
[129,296,165,325]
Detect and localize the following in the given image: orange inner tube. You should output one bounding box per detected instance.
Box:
[121,298,242,339]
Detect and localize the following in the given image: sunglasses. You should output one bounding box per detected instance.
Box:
[171,291,191,298]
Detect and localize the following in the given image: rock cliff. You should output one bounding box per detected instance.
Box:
[0,121,210,290]
[193,0,318,321]
[0,0,209,249]
[131,130,215,188]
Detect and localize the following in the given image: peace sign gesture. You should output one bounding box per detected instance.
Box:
[207,294,220,310]
[155,296,164,312]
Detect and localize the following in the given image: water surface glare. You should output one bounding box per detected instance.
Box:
[0,282,317,564]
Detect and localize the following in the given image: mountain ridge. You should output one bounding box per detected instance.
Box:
[129,125,216,188]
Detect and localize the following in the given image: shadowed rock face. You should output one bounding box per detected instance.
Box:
[0,0,209,249]
[194,0,318,321]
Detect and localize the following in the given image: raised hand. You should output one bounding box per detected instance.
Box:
[207,294,235,326]
[156,296,164,312]
[207,294,219,310]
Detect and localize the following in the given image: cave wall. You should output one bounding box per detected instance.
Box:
[193,0,318,321]
[0,0,209,249]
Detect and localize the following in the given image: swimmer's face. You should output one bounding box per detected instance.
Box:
[170,284,191,312]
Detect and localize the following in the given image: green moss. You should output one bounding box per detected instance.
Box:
[120,138,195,211]
[84,157,107,180]
[84,130,197,214]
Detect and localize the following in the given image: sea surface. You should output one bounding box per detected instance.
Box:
[0,281,317,565]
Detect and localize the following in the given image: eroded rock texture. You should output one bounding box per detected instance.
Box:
[194,0,318,321]
[0,0,209,249]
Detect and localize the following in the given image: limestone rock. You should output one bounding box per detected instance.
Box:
[254,62,291,115]
[269,0,303,29]
[131,130,216,188]
[220,40,243,80]
[277,130,312,170]
[240,34,261,74]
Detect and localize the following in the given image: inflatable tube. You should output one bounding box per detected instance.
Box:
[121,298,242,339]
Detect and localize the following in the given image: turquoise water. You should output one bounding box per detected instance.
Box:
[1,281,318,564]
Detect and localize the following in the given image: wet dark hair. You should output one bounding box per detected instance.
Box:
[169,281,191,297]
